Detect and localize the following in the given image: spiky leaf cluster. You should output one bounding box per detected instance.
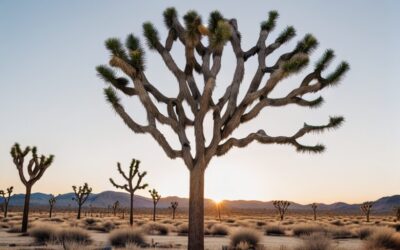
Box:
[105,38,129,61]
[96,65,129,87]
[324,62,350,85]
[295,34,318,54]
[126,34,146,71]
[275,26,296,44]
[149,188,161,204]
[163,7,177,29]
[143,22,160,50]
[183,10,202,39]
[315,49,335,71]
[282,53,309,74]
[261,10,279,31]
[104,87,120,106]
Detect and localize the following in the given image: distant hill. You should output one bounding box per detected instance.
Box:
[1,191,399,213]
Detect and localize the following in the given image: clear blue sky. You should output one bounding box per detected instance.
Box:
[0,0,399,204]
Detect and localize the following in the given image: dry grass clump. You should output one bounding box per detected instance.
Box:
[265,224,285,236]
[230,228,261,249]
[57,227,92,245]
[177,223,188,236]
[145,222,169,235]
[327,225,355,239]
[256,221,266,227]
[292,224,326,237]
[330,220,344,226]
[109,228,148,247]
[29,224,58,243]
[357,226,376,239]
[295,233,334,250]
[209,224,229,236]
[363,227,400,250]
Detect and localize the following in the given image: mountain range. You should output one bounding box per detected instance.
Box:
[1,191,399,213]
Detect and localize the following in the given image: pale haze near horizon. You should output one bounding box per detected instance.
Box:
[0,0,399,204]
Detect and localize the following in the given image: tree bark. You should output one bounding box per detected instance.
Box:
[49,206,53,218]
[77,204,82,219]
[21,185,32,233]
[172,208,176,220]
[188,165,205,250]
[153,203,156,222]
[366,212,370,222]
[129,192,134,226]
[4,203,8,218]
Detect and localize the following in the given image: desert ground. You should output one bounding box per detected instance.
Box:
[0,210,399,250]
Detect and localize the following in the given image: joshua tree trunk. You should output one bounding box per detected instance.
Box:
[152,203,156,222]
[77,205,82,219]
[130,193,134,225]
[172,208,176,220]
[313,211,317,221]
[188,165,205,250]
[49,206,53,218]
[21,185,32,233]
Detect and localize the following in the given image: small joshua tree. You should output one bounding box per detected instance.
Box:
[110,158,148,225]
[10,143,54,232]
[72,183,92,219]
[149,188,161,222]
[360,201,373,222]
[395,207,400,222]
[311,203,318,221]
[112,200,120,216]
[273,200,291,221]
[48,194,57,218]
[0,186,13,218]
[170,201,178,219]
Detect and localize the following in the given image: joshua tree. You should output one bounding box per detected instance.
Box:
[360,201,374,222]
[170,201,178,219]
[215,201,222,222]
[72,183,92,219]
[48,194,57,218]
[10,143,54,232]
[110,158,148,225]
[97,8,348,248]
[311,203,318,221]
[112,200,120,216]
[0,186,13,218]
[149,188,161,222]
[273,200,291,221]
[395,207,400,222]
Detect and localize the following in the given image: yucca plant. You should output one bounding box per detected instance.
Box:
[48,194,57,218]
[170,201,178,220]
[10,143,54,232]
[0,186,13,218]
[72,183,92,219]
[361,201,374,222]
[97,7,349,249]
[149,188,161,222]
[110,158,148,225]
[273,200,291,221]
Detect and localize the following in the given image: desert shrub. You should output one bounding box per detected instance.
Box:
[83,218,97,225]
[50,217,64,223]
[210,224,229,236]
[330,220,344,226]
[292,224,326,237]
[327,226,355,239]
[265,225,285,236]
[393,224,400,232]
[29,224,57,243]
[109,228,147,247]
[357,226,376,239]
[363,228,400,249]
[145,222,169,235]
[57,227,92,245]
[295,233,333,250]
[230,228,261,248]
[256,221,266,227]
[0,222,10,229]
[226,219,236,223]
[91,221,116,232]
[177,223,188,236]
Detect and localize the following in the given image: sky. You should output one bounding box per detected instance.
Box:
[0,0,399,204]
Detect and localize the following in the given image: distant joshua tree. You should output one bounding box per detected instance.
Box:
[112,200,120,216]
[10,143,54,232]
[395,207,400,222]
[0,186,13,218]
[311,203,318,221]
[48,194,57,218]
[110,158,148,226]
[273,200,291,221]
[72,183,92,219]
[97,7,349,248]
[360,201,374,222]
[170,201,178,220]
[149,188,161,222]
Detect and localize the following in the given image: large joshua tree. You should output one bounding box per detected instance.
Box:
[72,183,92,219]
[10,143,54,232]
[273,200,291,221]
[361,201,373,222]
[0,186,13,218]
[97,8,348,249]
[109,158,148,225]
